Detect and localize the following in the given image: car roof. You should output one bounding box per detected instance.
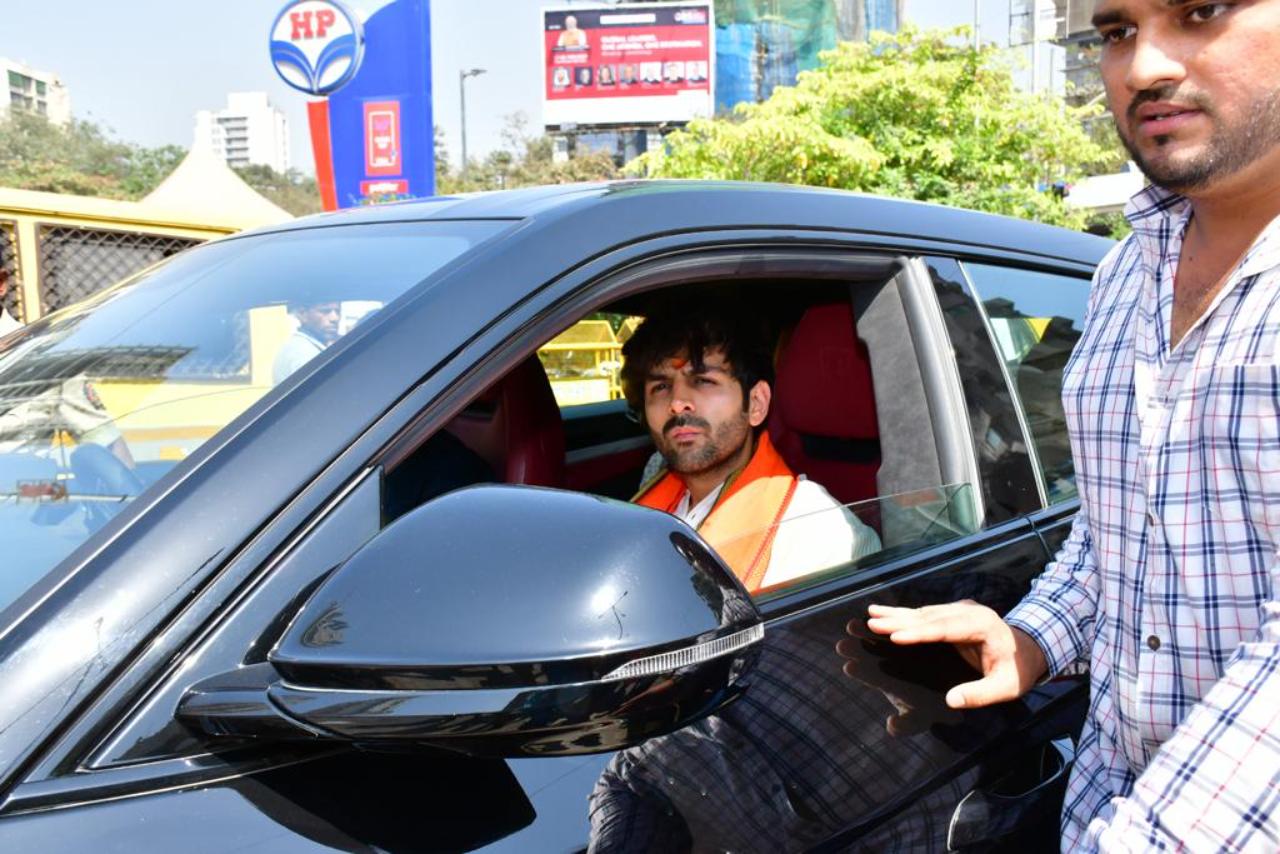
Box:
[246,180,1114,267]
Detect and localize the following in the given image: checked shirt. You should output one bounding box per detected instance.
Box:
[1006,185,1280,851]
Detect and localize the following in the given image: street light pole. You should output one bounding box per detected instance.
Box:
[459,67,487,179]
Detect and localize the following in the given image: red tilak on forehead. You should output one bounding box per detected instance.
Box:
[671,357,688,370]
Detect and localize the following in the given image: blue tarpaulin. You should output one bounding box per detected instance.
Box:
[713,0,899,112]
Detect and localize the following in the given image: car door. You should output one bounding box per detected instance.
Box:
[581,252,1086,853]
[0,230,1091,853]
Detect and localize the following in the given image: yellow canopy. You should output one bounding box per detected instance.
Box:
[141,145,292,229]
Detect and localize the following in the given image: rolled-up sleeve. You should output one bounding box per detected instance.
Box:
[1005,507,1100,678]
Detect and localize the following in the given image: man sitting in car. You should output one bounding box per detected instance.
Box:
[624,303,879,593]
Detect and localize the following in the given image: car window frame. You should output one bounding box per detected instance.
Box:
[0,230,1094,815]
[955,259,1094,510]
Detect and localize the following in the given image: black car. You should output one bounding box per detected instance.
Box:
[0,182,1109,852]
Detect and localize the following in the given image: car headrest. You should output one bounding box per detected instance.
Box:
[773,302,877,439]
[448,356,564,488]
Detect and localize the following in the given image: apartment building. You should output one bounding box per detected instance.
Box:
[1,58,71,124]
[194,92,290,174]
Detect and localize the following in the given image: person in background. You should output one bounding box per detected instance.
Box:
[273,300,340,384]
[0,261,21,338]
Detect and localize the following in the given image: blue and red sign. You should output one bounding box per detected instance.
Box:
[364,100,401,175]
[270,0,434,210]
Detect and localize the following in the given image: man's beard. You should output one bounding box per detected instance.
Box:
[658,412,751,476]
[1120,85,1280,193]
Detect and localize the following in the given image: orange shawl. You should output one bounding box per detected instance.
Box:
[634,432,798,592]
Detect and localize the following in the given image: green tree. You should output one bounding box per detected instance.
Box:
[117,144,187,199]
[437,113,619,194]
[0,111,184,199]
[434,124,453,189]
[233,164,323,216]
[632,27,1111,228]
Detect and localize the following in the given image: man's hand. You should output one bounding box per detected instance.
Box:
[865,601,1048,709]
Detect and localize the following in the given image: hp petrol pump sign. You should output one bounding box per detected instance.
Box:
[270,0,365,96]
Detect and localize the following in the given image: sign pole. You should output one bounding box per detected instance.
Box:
[460,70,468,178]
[307,100,340,211]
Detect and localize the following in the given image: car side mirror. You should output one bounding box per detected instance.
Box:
[177,485,763,756]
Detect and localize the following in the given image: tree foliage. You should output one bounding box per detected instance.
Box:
[0,111,323,215]
[436,113,619,194]
[233,164,323,216]
[632,27,1112,228]
[0,110,184,199]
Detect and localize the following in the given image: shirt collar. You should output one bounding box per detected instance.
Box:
[675,480,725,529]
[1124,183,1190,232]
[1124,183,1280,279]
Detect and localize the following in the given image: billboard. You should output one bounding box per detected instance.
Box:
[542,3,714,129]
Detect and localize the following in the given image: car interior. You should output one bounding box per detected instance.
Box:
[383,263,982,597]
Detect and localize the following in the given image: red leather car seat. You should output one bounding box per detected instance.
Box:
[447,356,565,488]
[767,302,880,508]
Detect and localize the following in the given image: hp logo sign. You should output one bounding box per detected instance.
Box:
[270,0,366,96]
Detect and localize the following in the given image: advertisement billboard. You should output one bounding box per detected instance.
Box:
[542,3,714,129]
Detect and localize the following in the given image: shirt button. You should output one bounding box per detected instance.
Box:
[1147,635,1161,651]
[1147,509,1159,526]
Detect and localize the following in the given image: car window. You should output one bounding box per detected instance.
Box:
[926,257,1042,521]
[962,263,1090,505]
[0,220,506,615]
[537,312,641,409]
[383,272,983,600]
[747,484,979,601]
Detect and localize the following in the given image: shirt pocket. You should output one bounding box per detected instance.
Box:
[1194,362,1280,548]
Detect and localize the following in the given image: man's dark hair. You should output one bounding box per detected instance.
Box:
[620,300,774,412]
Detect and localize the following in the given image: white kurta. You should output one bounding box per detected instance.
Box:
[674,475,881,589]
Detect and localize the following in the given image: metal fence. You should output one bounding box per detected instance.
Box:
[37,225,202,314]
[1,220,20,323]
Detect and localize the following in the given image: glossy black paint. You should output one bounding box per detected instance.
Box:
[947,737,1075,849]
[180,486,762,756]
[273,486,758,688]
[0,182,1111,851]
[265,655,753,757]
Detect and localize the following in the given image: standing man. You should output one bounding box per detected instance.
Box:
[868,2,1280,849]
[272,300,340,384]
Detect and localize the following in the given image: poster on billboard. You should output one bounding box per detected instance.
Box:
[542,3,714,128]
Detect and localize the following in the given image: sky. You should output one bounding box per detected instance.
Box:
[0,0,1022,176]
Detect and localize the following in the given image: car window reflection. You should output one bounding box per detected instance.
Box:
[0,221,506,614]
[719,484,980,601]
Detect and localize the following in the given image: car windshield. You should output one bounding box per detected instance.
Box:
[0,219,507,609]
